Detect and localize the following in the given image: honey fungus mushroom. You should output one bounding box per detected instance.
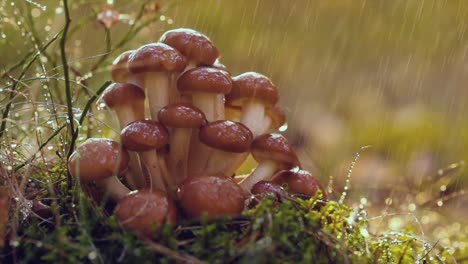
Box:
[159,28,219,70]
[68,138,131,201]
[101,82,146,188]
[121,120,169,191]
[178,173,246,219]
[158,103,207,188]
[128,43,187,120]
[272,168,328,199]
[114,188,177,236]
[239,133,300,192]
[199,120,253,175]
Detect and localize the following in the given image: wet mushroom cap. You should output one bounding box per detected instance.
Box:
[111,50,134,83]
[251,133,299,168]
[114,189,177,235]
[127,43,187,74]
[177,67,232,95]
[251,180,286,198]
[272,168,327,199]
[101,83,145,109]
[226,72,279,107]
[199,120,253,153]
[160,28,219,65]
[158,103,207,128]
[121,120,169,152]
[68,138,129,182]
[178,174,246,219]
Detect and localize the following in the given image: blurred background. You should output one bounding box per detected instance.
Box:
[1,0,467,250]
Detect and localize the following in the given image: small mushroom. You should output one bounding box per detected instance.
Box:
[199,120,253,175]
[239,133,299,192]
[225,106,287,176]
[160,28,219,70]
[121,120,169,191]
[272,168,328,199]
[128,43,187,120]
[251,180,287,205]
[225,72,279,137]
[68,138,131,201]
[101,82,146,188]
[178,173,246,219]
[114,188,177,236]
[111,50,143,88]
[158,103,207,189]
[177,67,232,122]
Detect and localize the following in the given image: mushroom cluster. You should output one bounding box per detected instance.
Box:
[68,28,327,236]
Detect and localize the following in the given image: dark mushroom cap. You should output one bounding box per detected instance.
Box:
[160,28,219,65]
[226,72,279,107]
[251,133,299,168]
[127,43,187,74]
[114,189,177,235]
[121,120,169,152]
[68,138,129,182]
[272,168,327,199]
[102,82,145,110]
[111,50,134,83]
[178,174,246,219]
[177,67,232,95]
[199,120,253,153]
[265,106,286,129]
[251,180,286,199]
[158,103,207,128]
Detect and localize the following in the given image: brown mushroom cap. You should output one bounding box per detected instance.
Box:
[127,43,187,74]
[272,168,327,199]
[159,28,219,65]
[226,72,279,107]
[178,174,246,219]
[111,50,134,83]
[158,103,207,128]
[121,120,169,152]
[199,120,253,153]
[101,83,145,110]
[265,106,286,129]
[68,138,129,182]
[114,189,177,235]
[251,133,299,168]
[251,180,286,197]
[177,67,232,95]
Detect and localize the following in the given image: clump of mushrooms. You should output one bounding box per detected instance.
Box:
[68,28,328,237]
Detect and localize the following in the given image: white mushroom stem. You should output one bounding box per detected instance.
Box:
[214,94,225,121]
[113,109,146,189]
[138,150,166,191]
[95,176,131,201]
[168,128,192,187]
[187,132,213,175]
[144,72,170,121]
[168,73,180,104]
[158,156,174,197]
[240,101,266,137]
[192,92,216,122]
[204,149,244,175]
[224,112,272,176]
[183,60,198,73]
[239,160,278,192]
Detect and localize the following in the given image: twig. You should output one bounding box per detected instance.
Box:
[60,0,75,188]
[140,236,203,264]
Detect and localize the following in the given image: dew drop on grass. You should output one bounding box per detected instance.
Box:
[10,240,19,247]
[87,251,97,260]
